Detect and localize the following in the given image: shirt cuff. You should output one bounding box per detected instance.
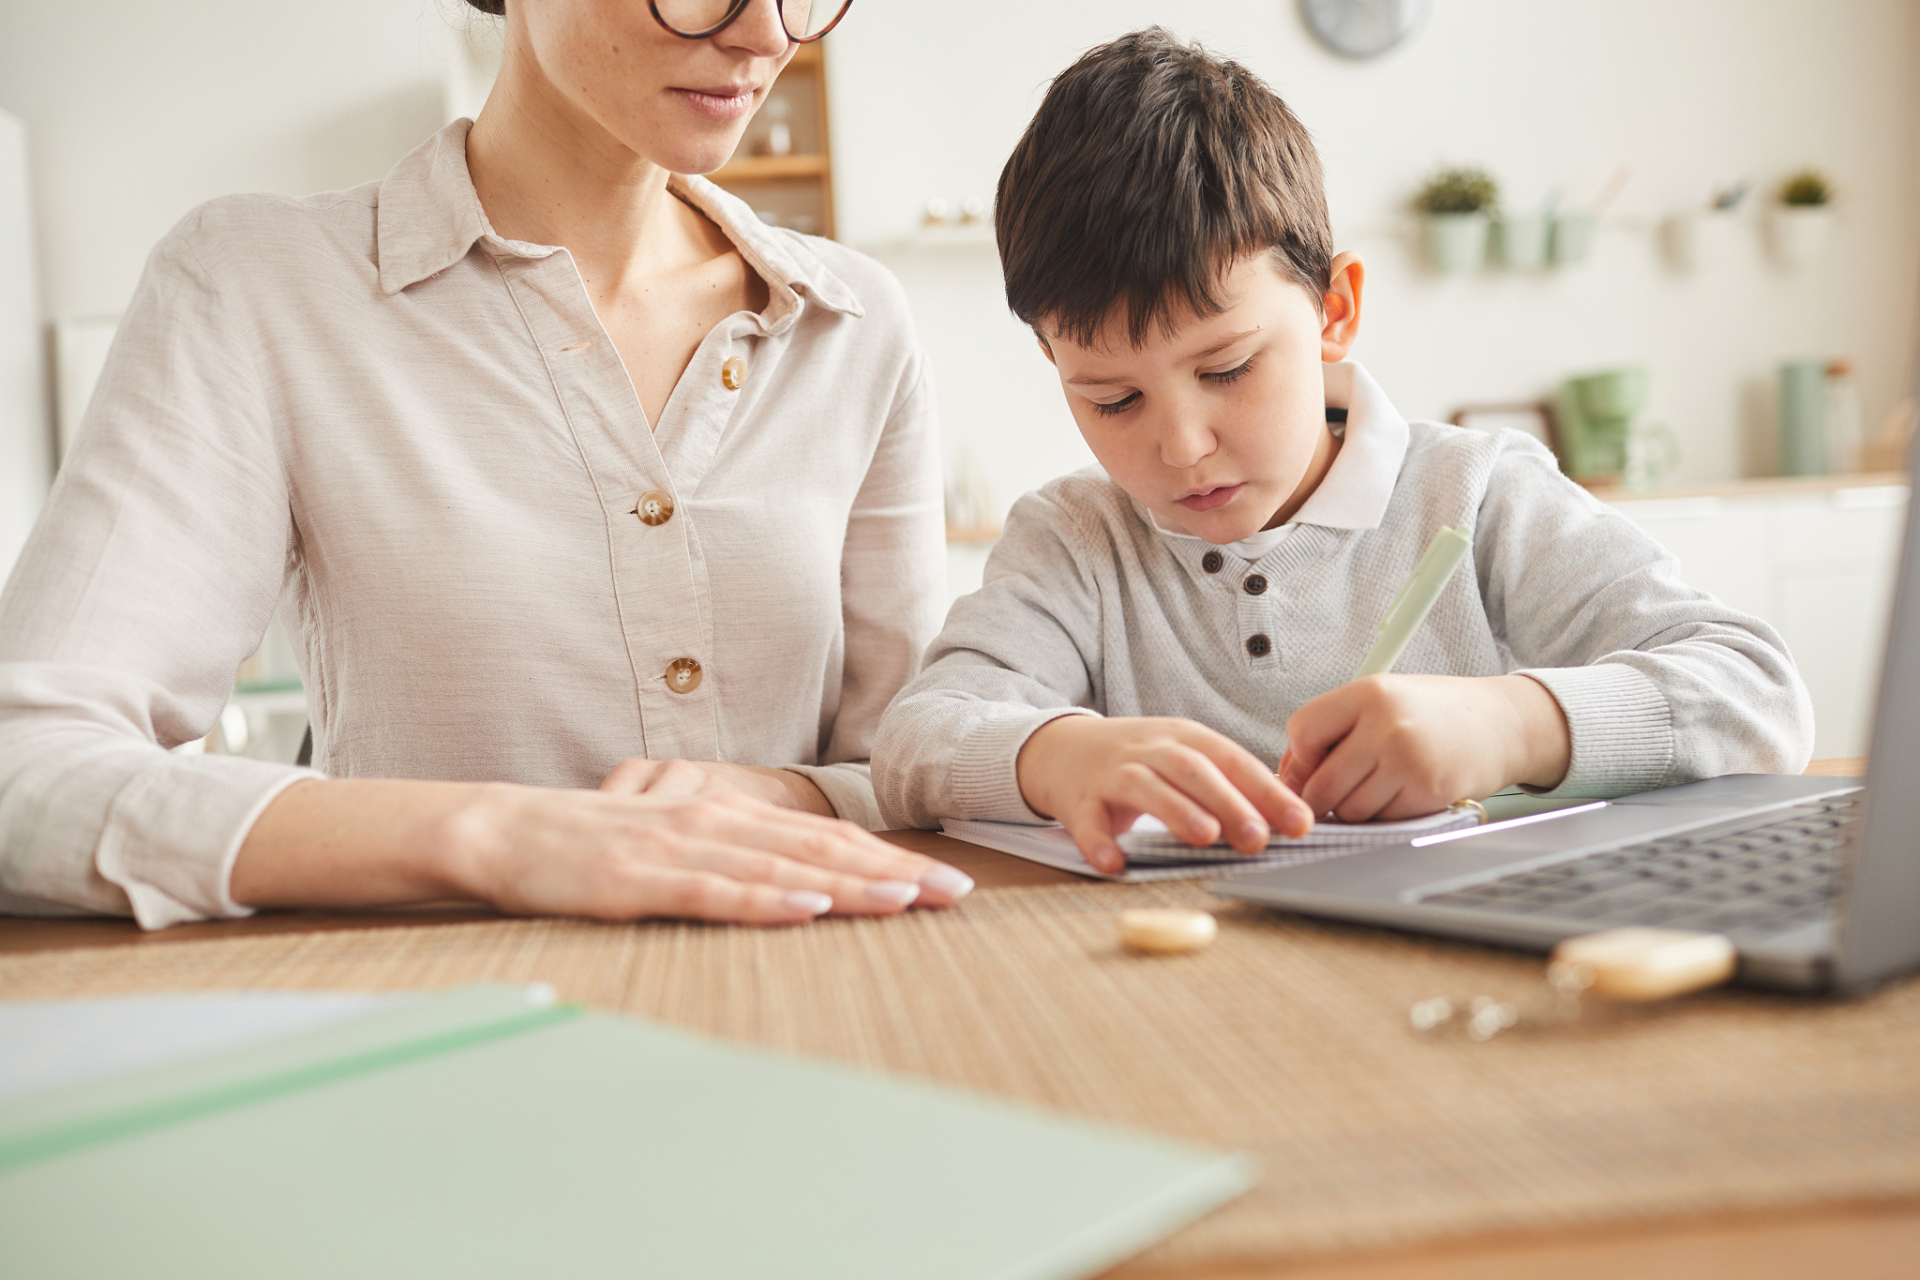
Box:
[948,706,1102,824]
[95,758,323,930]
[1516,664,1674,797]
[784,762,883,831]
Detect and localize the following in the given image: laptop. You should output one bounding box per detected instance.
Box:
[1213,444,1920,997]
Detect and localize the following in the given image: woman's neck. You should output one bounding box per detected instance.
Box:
[465,57,719,298]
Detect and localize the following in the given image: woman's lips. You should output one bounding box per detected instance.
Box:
[671,85,758,120]
[1177,483,1244,513]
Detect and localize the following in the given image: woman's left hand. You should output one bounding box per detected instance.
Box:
[599,757,838,817]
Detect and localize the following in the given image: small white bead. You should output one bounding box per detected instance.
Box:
[1118,908,1218,955]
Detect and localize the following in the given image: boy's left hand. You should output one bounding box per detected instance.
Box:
[1279,674,1571,822]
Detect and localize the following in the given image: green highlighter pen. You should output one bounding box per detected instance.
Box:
[1354,523,1472,678]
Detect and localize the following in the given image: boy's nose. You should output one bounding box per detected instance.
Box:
[1157,415,1217,469]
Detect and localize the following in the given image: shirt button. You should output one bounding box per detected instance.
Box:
[721,356,747,390]
[665,657,703,693]
[1201,550,1223,574]
[1246,634,1272,658]
[634,490,675,526]
[1244,574,1268,595]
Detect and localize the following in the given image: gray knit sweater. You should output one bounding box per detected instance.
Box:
[875,380,1814,830]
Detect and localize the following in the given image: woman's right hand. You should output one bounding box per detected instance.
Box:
[230,777,974,925]
[450,782,974,923]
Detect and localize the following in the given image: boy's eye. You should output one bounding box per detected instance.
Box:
[1202,355,1257,386]
[1092,391,1142,417]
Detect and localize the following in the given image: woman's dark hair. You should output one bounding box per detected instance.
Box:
[464,0,504,14]
[995,27,1333,347]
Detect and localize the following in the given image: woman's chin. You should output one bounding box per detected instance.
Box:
[659,135,746,177]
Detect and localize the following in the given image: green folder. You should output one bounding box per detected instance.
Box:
[0,987,1250,1279]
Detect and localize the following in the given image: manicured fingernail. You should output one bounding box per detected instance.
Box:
[864,880,921,907]
[784,890,833,916]
[920,867,975,899]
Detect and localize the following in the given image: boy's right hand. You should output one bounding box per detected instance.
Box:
[1015,715,1314,874]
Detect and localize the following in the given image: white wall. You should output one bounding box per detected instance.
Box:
[5,0,1917,745]
[0,1,458,323]
[10,1,1914,505]
[829,1,1920,515]
[0,112,50,583]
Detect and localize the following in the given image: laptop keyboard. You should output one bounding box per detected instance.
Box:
[1414,794,1861,938]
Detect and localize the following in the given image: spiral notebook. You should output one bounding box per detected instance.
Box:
[941,807,1481,883]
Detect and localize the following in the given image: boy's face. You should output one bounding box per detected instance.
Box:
[1039,251,1362,544]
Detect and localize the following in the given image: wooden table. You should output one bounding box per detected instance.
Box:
[5,758,1915,1278]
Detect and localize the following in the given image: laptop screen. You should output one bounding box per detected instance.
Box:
[1836,418,1920,991]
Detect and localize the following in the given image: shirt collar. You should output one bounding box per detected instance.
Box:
[375,119,864,329]
[1132,360,1411,544]
[1288,361,1409,531]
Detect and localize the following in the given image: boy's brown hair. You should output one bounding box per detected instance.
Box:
[995,28,1333,348]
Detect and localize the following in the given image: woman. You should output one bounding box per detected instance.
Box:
[0,0,973,927]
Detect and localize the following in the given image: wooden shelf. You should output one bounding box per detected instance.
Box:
[709,40,835,237]
[1587,471,1909,504]
[710,154,829,183]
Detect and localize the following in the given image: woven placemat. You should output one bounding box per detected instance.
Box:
[4,882,1918,1265]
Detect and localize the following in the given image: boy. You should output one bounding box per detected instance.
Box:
[874,29,1811,873]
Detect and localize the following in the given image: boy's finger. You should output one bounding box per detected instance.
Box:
[1296,735,1380,818]
[1139,749,1270,852]
[1103,763,1231,848]
[1284,686,1364,781]
[1208,746,1314,838]
[1065,803,1128,874]
[1329,769,1402,824]
[1163,728,1303,847]
[1175,726,1312,839]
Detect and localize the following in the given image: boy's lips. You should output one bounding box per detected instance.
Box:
[1176,483,1244,513]
[671,84,759,120]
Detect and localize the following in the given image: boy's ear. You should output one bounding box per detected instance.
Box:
[1320,251,1364,363]
[1034,331,1057,366]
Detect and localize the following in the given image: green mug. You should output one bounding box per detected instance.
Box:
[1559,367,1651,481]
[1568,367,1647,421]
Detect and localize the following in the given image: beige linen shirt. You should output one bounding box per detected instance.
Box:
[0,122,947,927]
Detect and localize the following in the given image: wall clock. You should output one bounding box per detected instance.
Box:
[1299,0,1428,60]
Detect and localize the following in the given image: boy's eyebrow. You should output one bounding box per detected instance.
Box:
[1065,327,1264,386]
[1185,327,1263,361]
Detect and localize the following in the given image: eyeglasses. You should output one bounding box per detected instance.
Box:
[649,0,852,44]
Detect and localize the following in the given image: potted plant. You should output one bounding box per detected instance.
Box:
[1660,181,1746,274]
[1769,169,1834,269]
[1414,167,1497,272]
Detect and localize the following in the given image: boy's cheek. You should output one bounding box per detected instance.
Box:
[1074,428,1156,501]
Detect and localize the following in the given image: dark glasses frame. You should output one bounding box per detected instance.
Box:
[648,0,852,44]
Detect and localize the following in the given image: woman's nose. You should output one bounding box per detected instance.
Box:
[714,0,792,57]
